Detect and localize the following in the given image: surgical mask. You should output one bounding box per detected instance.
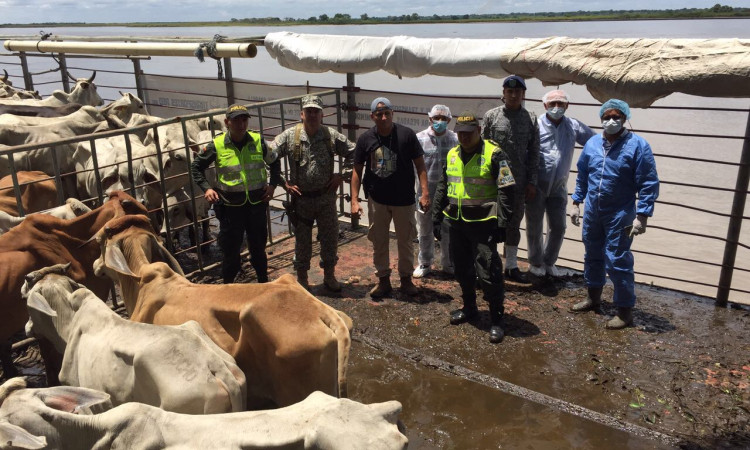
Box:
[546,106,565,121]
[432,120,447,134]
[602,118,623,135]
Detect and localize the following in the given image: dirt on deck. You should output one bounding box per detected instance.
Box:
[189,222,750,450]
[4,218,749,449]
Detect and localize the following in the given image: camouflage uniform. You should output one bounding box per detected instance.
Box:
[270,125,355,270]
[481,106,540,247]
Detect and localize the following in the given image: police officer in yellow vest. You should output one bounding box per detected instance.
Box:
[191,104,281,283]
[432,110,516,343]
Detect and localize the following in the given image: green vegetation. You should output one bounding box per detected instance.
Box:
[2,4,749,28]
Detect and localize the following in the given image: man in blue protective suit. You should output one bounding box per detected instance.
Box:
[569,99,659,330]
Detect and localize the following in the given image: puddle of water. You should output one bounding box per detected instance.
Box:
[348,342,676,450]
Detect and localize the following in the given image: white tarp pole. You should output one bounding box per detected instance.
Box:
[3,41,258,58]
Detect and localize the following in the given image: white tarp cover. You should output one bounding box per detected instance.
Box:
[264,32,750,107]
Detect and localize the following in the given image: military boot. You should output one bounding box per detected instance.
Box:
[296,270,309,290]
[488,300,505,344]
[370,277,392,298]
[606,307,634,330]
[323,267,342,292]
[400,276,419,296]
[570,287,603,313]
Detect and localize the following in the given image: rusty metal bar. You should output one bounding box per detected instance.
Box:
[49,146,65,206]
[223,57,235,105]
[152,125,174,255]
[18,51,32,91]
[89,138,105,205]
[717,110,750,307]
[180,119,204,271]
[58,53,70,92]
[132,58,145,106]
[7,155,25,217]
[346,73,359,229]
[123,132,136,198]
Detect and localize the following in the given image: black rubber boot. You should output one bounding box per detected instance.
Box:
[606,307,634,330]
[570,287,603,312]
[488,300,505,344]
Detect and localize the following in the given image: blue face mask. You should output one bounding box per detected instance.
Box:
[432,120,448,134]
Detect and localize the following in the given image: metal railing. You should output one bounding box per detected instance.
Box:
[1,48,748,306]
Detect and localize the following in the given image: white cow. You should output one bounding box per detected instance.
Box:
[22,264,247,414]
[0,71,102,107]
[0,379,408,450]
[0,199,90,236]
[0,93,144,127]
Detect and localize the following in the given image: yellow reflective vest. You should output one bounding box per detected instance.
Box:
[214,132,267,206]
[443,141,501,222]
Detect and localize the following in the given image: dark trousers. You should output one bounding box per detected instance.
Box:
[448,219,505,323]
[216,201,268,283]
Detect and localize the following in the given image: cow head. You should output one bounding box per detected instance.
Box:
[100,92,147,124]
[298,392,408,450]
[21,264,83,352]
[0,378,111,447]
[65,71,103,107]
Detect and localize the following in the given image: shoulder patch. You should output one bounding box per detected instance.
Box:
[497,160,516,188]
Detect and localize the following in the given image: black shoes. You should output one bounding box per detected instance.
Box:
[449,307,479,325]
[504,267,529,283]
[489,325,504,344]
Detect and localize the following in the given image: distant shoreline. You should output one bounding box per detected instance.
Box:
[2,14,749,29]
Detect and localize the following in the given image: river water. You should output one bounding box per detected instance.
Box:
[1,19,749,303]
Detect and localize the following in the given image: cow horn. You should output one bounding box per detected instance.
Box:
[118,90,124,96]
[87,71,96,83]
[121,199,133,206]
[66,70,77,82]
[77,233,99,248]
[1,69,7,82]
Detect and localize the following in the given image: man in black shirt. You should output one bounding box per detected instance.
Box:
[351,97,430,298]
[191,104,281,283]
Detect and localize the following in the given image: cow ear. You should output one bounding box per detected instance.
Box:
[0,421,47,449]
[149,234,184,276]
[39,386,111,414]
[27,292,57,318]
[104,243,141,281]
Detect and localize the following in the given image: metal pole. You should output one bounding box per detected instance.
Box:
[132,58,145,102]
[223,57,235,106]
[180,119,204,270]
[58,53,70,92]
[123,133,136,198]
[7,154,25,217]
[716,110,750,306]
[346,73,359,228]
[89,138,105,205]
[256,106,273,245]
[280,101,292,237]
[152,126,173,255]
[19,51,33,91]
[335,90,345,217]
[49,147,65,207]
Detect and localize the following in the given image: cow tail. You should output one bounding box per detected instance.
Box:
[329,314,351,398]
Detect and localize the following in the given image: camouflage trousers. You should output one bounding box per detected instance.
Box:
[505,177,527,247]
[293,192,340,271]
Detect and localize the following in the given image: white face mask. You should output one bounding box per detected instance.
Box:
[546,106,565,121]
[602,118,623,135]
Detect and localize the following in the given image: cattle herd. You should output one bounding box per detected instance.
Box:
[0,72,409,448]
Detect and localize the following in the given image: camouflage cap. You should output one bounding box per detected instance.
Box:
[453,110,480,132]
[301,95,323,110]
[226,104,250,119]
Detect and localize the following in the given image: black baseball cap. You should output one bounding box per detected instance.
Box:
[226,104,251,119]
[454,110,480,132]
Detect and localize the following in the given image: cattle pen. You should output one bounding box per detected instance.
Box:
[1,32,749,449]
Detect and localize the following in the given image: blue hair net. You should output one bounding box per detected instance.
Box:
[599,99,631,120]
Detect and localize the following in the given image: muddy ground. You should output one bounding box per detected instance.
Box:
[4,215,749,449]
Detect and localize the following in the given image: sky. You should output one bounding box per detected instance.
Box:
[0,0,747,25]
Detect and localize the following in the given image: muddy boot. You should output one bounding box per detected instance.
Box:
[323,267,341,292]
[570,287,603,313]
[370,277,392,298]
[400,276,419,296]
[606,307,634,330]
[296,270,309,290]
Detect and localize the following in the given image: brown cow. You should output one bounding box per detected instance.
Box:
[93,215,353,409]
[0,171,58,216]
[0,191,148,382]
